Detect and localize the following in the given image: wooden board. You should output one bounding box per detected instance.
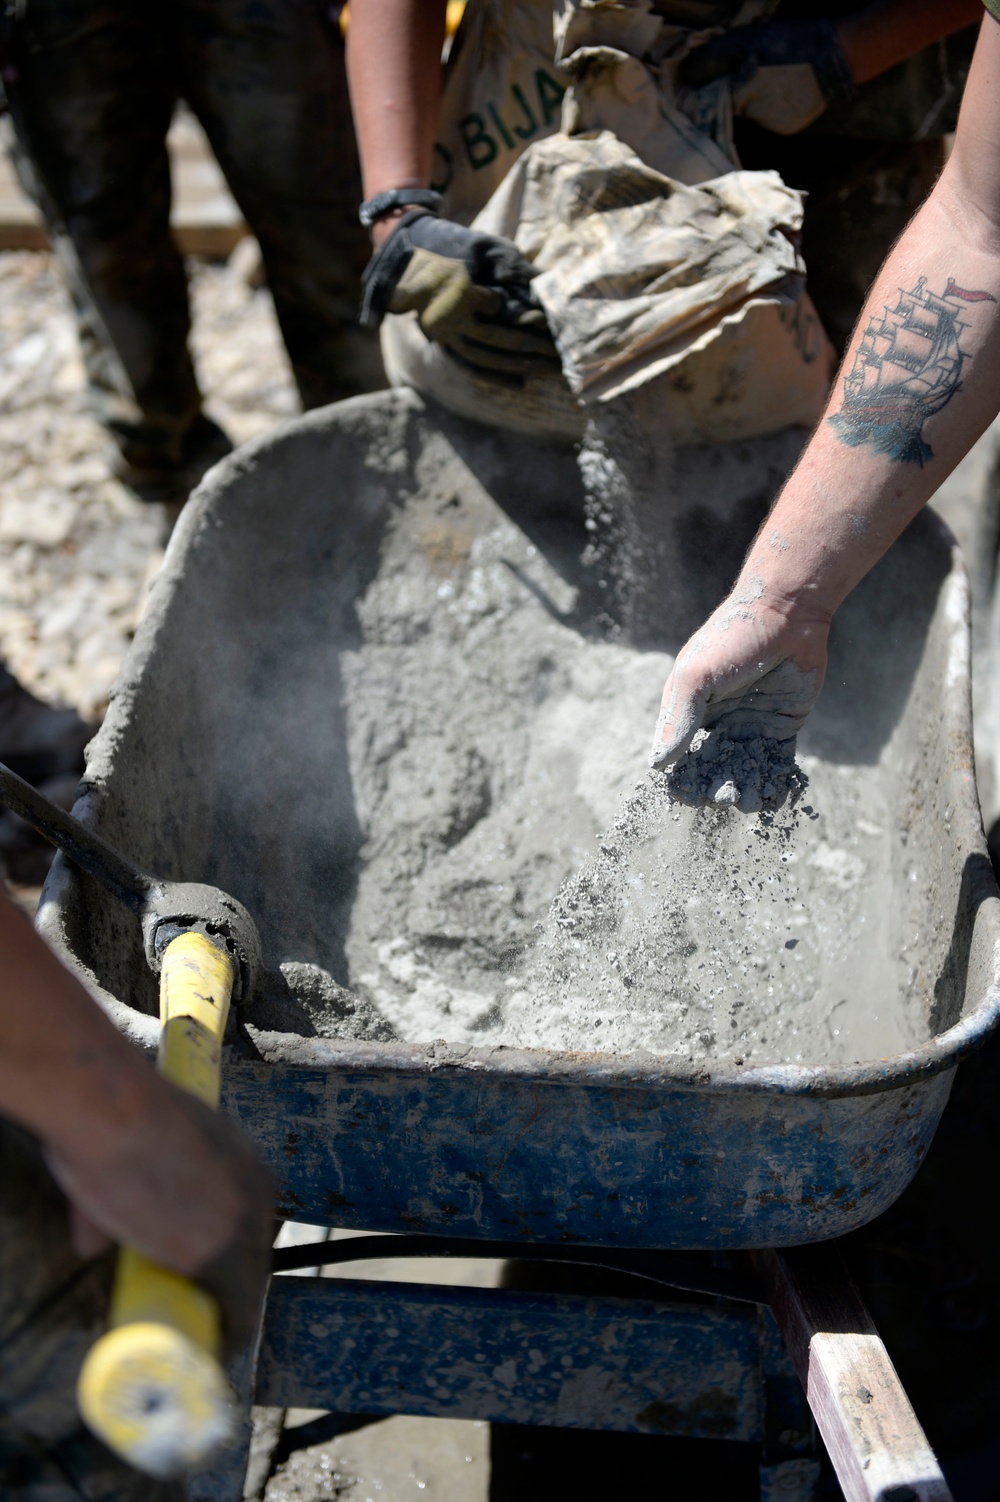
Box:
[760,1247,953,1502]
[0,110,246,256]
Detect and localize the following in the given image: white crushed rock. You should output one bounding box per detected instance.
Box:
[0,247,298,720]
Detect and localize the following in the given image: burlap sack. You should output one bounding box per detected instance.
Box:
[432,0,569,224]
[391,0,834,442]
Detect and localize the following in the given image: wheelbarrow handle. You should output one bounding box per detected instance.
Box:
[0,759,154,913]
[76,933,237,1478]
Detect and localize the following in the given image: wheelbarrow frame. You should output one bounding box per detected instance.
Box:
[34,392,998,1500]
[186,1233,950,1502]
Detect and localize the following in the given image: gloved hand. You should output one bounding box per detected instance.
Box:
[678,19,855,136]
[360,211,561,385]
[649,588,830,769]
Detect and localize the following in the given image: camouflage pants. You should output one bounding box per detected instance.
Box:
[2,0,382,465]
[0,1121,183,1501]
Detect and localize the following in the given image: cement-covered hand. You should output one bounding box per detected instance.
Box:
[649,591,829,769]
[655,14,1000,767]
[678,19,855,135]
[359,211,560,383]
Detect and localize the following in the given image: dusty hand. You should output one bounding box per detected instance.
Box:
[678,19,854,135]
[360,211,560,383]
[45,1077,274,1358]
[649,593,830,769]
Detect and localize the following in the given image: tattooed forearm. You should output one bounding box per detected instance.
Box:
[827,277,997,466]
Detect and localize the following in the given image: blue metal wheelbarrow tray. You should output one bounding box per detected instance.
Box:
[39,389,1000,1251]
[35,391,1000,1497]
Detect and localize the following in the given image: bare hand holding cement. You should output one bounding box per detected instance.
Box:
[653,13,1000,771]
[650,586,828,768]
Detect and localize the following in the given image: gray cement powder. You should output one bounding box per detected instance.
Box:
[666,729,807,814]
[326,405,911,1067]
[502,761,904,1065]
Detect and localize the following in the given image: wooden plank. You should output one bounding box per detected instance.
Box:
[0,212,49,251]
[256,1276,763,1441]
[759,1247,953,1502]
[0,200,245,256]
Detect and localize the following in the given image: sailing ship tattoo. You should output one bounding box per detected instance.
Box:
[828,276,996,465]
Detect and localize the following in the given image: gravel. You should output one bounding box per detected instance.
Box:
[0,246,298,721]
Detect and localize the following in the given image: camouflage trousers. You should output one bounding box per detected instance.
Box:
[0,1121,183,1501]
[1,0,382,468]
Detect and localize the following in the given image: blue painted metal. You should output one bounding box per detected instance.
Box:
[758,1458,823,1500]
[757,1305,821,1498]
[34,391,985,1501]
[37,390,1000,1251]
[220,1054,953,1249]
[256,1276,763,1441]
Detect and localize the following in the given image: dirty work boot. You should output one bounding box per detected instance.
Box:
[111,412,233,504]
[0,667,94,884]
[0,665,94,784]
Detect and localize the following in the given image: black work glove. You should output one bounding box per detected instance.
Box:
[360,211,561,386]
[679,18,855,136]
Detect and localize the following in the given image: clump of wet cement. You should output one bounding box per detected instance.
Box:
[666,728,807,814]
[251,960,398,1041]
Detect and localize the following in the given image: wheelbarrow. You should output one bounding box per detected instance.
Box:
[36,391,1000,1499]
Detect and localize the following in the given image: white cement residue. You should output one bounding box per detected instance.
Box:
[322,403,922,1068]
[502,758,904,1065]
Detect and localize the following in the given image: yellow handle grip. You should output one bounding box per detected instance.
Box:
[77,932,238,1479]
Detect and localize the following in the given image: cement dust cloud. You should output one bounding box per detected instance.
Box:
[318,402,906,1068]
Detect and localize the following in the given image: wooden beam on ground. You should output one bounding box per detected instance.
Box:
[1,112,246,257]
[758,1246,953,1502]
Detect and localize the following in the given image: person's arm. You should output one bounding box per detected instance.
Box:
[838,0,984,85]
[680,0,982,137]
[652,13,1000,767]
[0,887,272,1347]
[344,0,558,380]
[345,0,448,246]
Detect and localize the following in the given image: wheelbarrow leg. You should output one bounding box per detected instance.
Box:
[757,1305,823,1501]
[759,1247,953,1502]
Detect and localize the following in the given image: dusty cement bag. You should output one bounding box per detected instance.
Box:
[382,129,834,441]
[431,0,777,211]
[492,132,833,422]
[431,0,570,224]
[387,2,834,442]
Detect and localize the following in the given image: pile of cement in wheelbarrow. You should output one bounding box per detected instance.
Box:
[326,398,946,1069]
[45,393,969,1072]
